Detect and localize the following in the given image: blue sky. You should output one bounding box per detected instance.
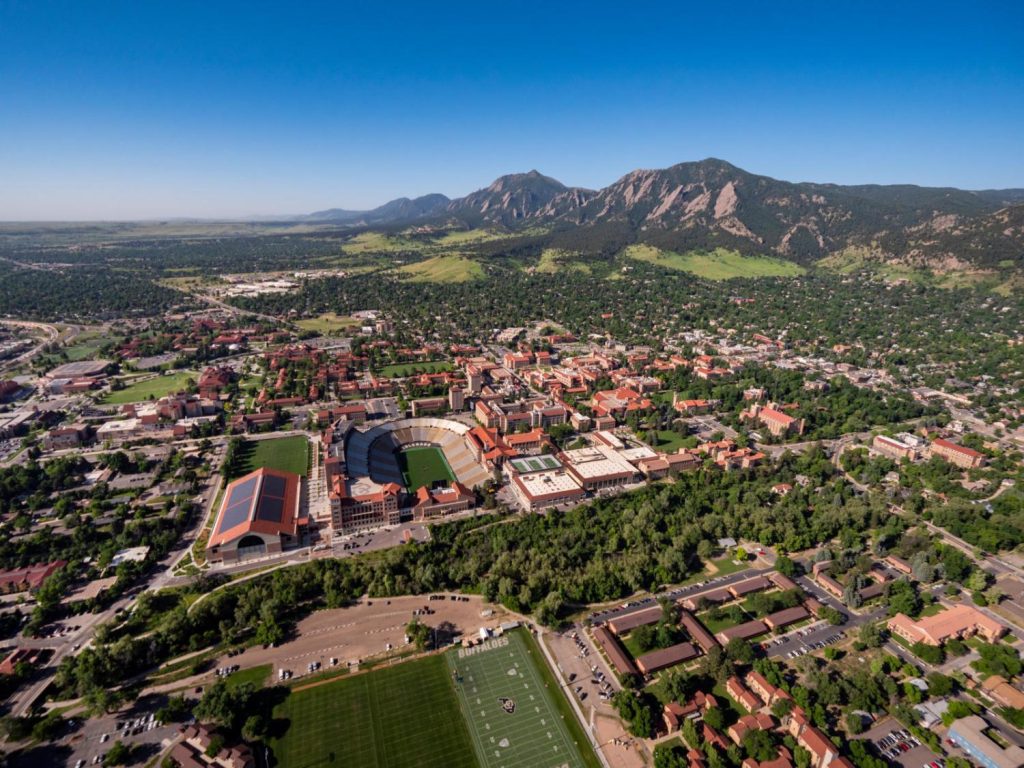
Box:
[1,1,1022,219]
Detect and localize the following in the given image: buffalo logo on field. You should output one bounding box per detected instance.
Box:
[498,697,516,714]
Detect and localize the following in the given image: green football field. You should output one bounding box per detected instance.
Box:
[397,446,455,490]
[267,654,477,768]
[448,630,596,768]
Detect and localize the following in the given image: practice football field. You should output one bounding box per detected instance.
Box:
[267,654,477,767]
[397,446,455,490]
[448,631,594,768]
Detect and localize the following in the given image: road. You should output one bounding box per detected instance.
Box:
[0,318,60,374]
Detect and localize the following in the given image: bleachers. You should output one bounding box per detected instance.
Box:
[343,417,489,489]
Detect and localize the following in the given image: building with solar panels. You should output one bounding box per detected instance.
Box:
[206,467,306,563]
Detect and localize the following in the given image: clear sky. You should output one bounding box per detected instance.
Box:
[1,1,1022,220]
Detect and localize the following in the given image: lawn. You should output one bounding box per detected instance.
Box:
[397,446,455,491]
[646,430,695,453]
[375,360,453,378]
[294,312,360,335]
[101,371,197,404]
[225,664,271,691]
[625,244,805,279]
[707,556,751,577]
[232,436,309,479]
[268,653,477,768]
[397,254,484,283]
[449,629,600,768]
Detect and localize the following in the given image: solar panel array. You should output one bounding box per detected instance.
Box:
[216,471,293,533]
[217,475,261,534]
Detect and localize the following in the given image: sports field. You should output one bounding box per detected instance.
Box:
[268,654,477,768]
[232,436,309,479]
[448,630,597,768]
[397,446,454,490]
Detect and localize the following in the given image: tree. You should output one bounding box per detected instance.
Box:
[725,638,755,664]
[742,729,776,762]
[103,741,132,766]
[242,714,268,742]
[775,554,797,577]
[858,622,884,648]
[405,618,431,651]
[821,606,846,626]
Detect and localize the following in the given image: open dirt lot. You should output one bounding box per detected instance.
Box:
[149,593,508,694]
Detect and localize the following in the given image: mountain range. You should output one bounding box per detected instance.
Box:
[305,159,1024,271]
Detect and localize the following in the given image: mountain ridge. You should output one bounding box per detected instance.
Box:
[308,159,1024,271]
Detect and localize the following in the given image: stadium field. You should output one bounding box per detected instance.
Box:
[267,653,477,768]
[397,446,455,490]
[448,630,597,768]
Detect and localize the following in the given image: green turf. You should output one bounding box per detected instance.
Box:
[101,371,197,404]
[268,653,478,768]
[625,244,805,279]
[449,630,599,768]
[647,430,695,452]
[234,436,309,478]
[375,360,454,378]
[397,446,455,491]
[224,664,271,691]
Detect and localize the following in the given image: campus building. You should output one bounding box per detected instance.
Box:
[948,715,1024,768]
[206,468,306,564]
[508,455,585,511]
[742,403,805,437]
[560,444,638,491]
[929,438,987,469]
[887,604,1007,646]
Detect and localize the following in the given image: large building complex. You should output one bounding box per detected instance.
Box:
[206,468,305,564]
[328,417,488,532]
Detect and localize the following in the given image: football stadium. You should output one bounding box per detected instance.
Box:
[345,417,490,491]
[328,417,491,532]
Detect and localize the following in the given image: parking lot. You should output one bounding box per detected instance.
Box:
[857,719,943,768]
[10,696,179,768]
[765,622,846,659]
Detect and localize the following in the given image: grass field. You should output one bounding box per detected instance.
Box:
[625,244,806,279]
[233,436,309,479]
[101,371,197,404]
[535,249,591,274]
[397,446,455,490]
[342,231,421,254]
[375,360,453,378]
[294,312,360,335]
[225,664,271,691]
[646,430,695,453]
[268,653,477,768]
[397,254,484,283]
[432,229,511,246]
[449,630,599,768]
